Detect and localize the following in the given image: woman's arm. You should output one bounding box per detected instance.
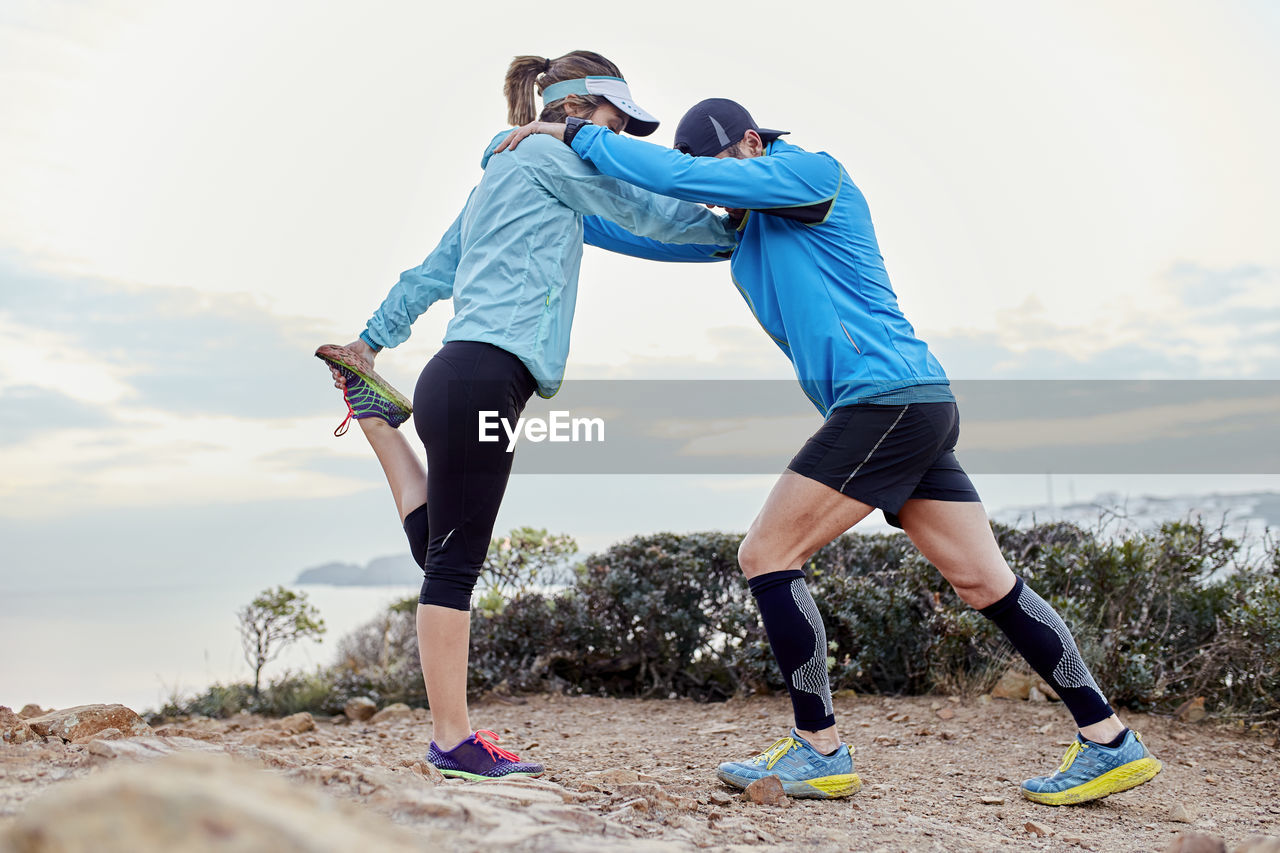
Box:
[360,195,470,351]
[583,216,734,263]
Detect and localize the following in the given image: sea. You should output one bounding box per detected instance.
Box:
[0,582,420,714]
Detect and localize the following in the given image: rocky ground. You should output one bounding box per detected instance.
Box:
[2,692,1278,852]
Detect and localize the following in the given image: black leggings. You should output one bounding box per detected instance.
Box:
[403,340,537,610]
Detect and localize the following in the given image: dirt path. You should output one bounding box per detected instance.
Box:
[3,693,1277,851]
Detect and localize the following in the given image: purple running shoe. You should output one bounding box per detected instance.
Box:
[426,730,544,781]
[315,344,412,436]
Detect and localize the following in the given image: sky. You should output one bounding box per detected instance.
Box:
[2,0,1279,708]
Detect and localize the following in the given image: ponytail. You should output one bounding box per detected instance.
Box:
[503,50,626,126]
[504,55,548,125]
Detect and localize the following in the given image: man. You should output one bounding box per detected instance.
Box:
[497,99,1161,805]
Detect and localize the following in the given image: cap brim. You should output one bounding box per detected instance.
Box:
[757,127,789,142]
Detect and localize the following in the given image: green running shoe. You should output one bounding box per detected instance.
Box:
[315,344,413,435]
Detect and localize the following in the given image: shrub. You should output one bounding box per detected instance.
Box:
[158,519,1279,726]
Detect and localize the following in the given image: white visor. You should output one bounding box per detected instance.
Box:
[539,76,659,137]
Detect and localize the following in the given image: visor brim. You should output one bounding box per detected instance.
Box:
[604,96,659,136]
[583,77,660,136]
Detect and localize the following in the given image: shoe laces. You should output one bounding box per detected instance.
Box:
[1057,739,1085,773]
[756,737,801,770]
[334,396,355,437]
[474,730,521,763]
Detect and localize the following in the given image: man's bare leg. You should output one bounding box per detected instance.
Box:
[896,499,1125,743]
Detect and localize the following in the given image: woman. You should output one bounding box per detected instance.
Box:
[316,51,734,781]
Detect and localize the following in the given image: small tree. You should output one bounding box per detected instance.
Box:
[476,527,578,611]
[238,586,326,695]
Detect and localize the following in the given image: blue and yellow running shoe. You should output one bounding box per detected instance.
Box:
[1021,730,1162,805]
[315,344,413,436]
[716,729,861,799]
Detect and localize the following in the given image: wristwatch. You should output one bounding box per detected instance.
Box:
[562,116,591,147]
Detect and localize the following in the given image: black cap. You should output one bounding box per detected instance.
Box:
[673,98,789,157]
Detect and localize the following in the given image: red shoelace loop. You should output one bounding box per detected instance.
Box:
[334,398,355,437]
[474,730,521,763]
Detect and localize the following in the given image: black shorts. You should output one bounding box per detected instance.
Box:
[787,401,981,528]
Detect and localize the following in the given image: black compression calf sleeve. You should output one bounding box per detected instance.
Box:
[748,569,836,732]
[980,577,1114,727]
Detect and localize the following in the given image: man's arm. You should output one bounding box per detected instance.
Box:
[361,196,468,351]
[568,124,841,214]
[506,135,736,247]
[583,216,734,263]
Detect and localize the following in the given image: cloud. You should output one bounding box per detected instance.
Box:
[0,385,114,443]
[928,262,1280,380]
[257,447,384,483]
[1169,262,1271,307]
[570,325,796,381]
[0,252,339,418]
[929,334,1206,379]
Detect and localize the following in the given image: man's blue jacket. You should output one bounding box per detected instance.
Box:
[570,124,950,415]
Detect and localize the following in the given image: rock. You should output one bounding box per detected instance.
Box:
[241,731,292,748]
[990,671,1037,701]
[1025,821,1050,837]
[1170,803,1196,823]
[1166,832,1226,853]
[0,751,424,852]
[976,694,992,706]
[708,791,733,806]
[935,707,955,721]
[742,775,789,807]
[344,697,377,722]
[1,706,39,745]
[369,703,414,725]
[18,704,47,719]
[1233,838,1280,853]
[24,704,152,742]
[598,768,640,786]
[698,724,739,735]
[272,712,315,735]
[73,727,123,745]
[86,736,224,762]
[1036,681,1061,701]
[1028,686,1048,703]
[1175,697,1208,723]
[414,761,446,784]
[980,796,1006,805]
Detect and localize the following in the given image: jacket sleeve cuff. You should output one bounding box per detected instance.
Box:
[359,330,384,352]
[569,123,606,158]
